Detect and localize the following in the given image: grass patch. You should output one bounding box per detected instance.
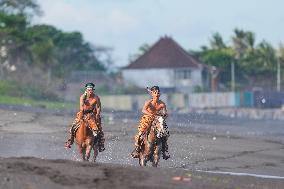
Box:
[0,80,60,101]
[0,95,78,110]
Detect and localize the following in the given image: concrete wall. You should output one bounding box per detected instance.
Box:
[100,92,240,111]
[188,92,237,108]
[100,95,132,111]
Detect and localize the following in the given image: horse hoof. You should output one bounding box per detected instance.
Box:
[99,147,105,152]
[163,155,170,160]
[131,153,139,158]
[64,144,71,149]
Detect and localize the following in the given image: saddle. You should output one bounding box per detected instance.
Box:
[72,120,99,138]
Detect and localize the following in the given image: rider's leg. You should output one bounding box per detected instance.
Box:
[65,112,81,148]
[131,115,155,158]
[65,127,75,148]
[162,137,170,160]
[131,131,142,158]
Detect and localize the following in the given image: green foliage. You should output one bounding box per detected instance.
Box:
[193,85,204,93]
[0,0,42,17]
[210,32,226,49]
[196,28,283,90]
[0,1,107,81]
[0,80,59,100]
[129,43,150,62]
[0,95,77,110]
[26,24,106,76]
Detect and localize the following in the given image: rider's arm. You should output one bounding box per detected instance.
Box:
[161,103,168,118]
[142,100,154,116]
[78,95,85,119]
[95,96,101,117]
[79,95,84,112]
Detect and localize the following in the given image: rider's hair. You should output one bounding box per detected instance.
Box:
[85,82,95,89]
[150,86,160,92]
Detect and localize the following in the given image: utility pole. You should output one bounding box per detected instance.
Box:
[211,66,218,92]
[277,57,281,92]
[231,61,235,92]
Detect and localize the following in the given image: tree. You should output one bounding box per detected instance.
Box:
[197,48,235,87]
[26,25,106,77]
[197,29,281,90]
[232,28,248,59]
[128,43,150,62]
[0,0,42,17]
[210,32,226,49]
[0,12,30,75]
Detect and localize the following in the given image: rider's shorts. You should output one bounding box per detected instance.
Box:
[138,114,155,133]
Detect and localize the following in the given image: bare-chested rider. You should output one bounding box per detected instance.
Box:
[65,82,105,152]
[131,86,170,160]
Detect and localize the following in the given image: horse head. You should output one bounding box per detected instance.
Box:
[155,115,168,139]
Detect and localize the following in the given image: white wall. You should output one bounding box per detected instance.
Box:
[122,68,203,90]
[174,69,202,93]
[122,68,174,88]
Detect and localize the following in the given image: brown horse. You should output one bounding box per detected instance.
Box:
[138,115,168,167]
[75,119,99,162]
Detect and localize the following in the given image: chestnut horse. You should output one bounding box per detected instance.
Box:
[75,119,99,162]
[138,115,169,167]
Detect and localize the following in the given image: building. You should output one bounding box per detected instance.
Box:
[122,36,211,93]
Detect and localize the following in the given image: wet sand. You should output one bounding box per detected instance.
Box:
[0,108,284,188]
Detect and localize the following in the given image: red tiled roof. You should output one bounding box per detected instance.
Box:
[124,36,204,69]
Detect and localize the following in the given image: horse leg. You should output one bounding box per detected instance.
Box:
[139,155,147,166]
[152,144,162,167]
[92,138,98,162]
[78,144,86,161]
[93,145,98,162]
[85,138,94,161]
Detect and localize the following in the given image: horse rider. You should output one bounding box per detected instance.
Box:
[131,86,170,160]
[65,82,105,152]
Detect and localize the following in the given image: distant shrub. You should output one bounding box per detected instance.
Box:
[0,80,60,101]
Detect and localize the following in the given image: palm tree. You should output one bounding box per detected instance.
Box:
[232,28,247,59]
[244,31,256,53]
[210,32,226,49]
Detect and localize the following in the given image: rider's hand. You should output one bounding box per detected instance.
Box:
[95,113,100,121]
[79,111,83,119]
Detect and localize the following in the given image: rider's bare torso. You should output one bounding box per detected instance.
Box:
[145,99,165,116]
[80,94,98,113]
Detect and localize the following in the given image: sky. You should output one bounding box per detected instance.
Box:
[36,0,284,67]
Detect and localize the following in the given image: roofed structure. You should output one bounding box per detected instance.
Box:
[124,36,203,69]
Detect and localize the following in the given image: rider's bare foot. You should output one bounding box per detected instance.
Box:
[64,140,72,149]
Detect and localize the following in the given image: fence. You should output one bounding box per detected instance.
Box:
[71,91,284,111]
[99,92,255,111]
